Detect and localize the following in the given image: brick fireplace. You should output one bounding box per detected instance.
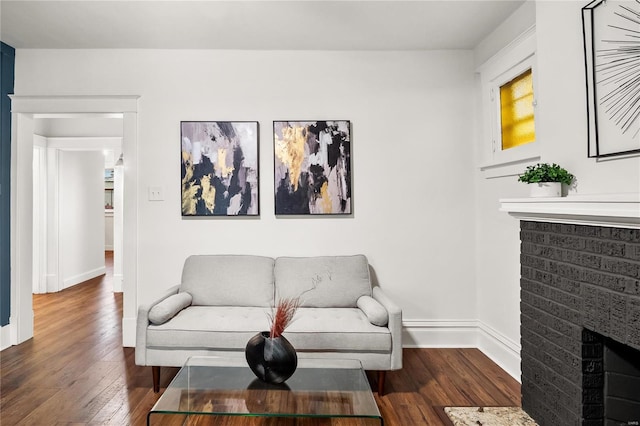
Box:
[501,195,640,426]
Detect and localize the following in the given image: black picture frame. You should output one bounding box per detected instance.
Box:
[582,0,640,158]
[180,121,260,216]
[273,120,352,216]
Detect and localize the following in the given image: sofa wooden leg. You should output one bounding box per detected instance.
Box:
[152,366,160,393]
[377,371,386,395]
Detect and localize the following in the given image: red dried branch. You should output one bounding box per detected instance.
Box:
[268,297,300,338]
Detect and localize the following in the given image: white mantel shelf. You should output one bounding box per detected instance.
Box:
[499,193,640,229]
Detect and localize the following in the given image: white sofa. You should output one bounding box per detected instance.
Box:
[135,254,402,393]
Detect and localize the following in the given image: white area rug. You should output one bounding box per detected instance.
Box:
[445,406,538,426]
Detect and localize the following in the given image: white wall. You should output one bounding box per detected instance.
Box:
[13,3,637,381]
[473,0,640,381]
[59,150,105,288]
[13,3,635,382]
[473,0,536,382]
[535,1,639,191]
[14,49,478,343]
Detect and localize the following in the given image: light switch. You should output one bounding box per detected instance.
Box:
[148,186,164,201]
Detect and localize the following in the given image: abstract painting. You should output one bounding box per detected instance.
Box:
[273,120,351,215]
[181,121,259,216]
[582,0,640,158]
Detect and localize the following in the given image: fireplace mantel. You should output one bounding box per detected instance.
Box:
[499,193,640,229]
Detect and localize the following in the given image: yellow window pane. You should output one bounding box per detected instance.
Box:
[500,69,535,150]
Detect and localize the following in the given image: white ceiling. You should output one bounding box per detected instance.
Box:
[1,0,525,50]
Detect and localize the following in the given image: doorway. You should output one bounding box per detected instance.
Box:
[8,95,139,348]
[31,120,124,295]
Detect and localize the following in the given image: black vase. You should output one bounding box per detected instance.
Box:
[245,331,297,384]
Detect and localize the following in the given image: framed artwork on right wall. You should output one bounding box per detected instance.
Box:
[582,0,640,158]
[273,120,352,215]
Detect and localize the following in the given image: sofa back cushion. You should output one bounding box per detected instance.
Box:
[274,255,371,308]
[180,255,275,307]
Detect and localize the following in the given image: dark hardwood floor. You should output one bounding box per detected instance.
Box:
[0,252,521,425]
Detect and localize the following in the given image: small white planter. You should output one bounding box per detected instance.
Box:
[529,182,562,198]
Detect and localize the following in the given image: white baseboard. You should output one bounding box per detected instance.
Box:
[46,274,59,292]
[0,325,11,351]
[477,321,522,382]
[122,316,136,347]
[402,319,478,348]
[63,266,106,289]
[402,319,521,382]
[112,274,123,293]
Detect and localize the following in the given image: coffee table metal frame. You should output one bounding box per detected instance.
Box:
[147,356,383,425]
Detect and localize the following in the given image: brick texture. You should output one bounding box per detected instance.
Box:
[519,221,640,426]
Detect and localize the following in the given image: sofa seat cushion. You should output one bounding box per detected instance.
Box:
[147,307,390,353]
[180,255,275,307]
[147,306,271,349]
[275,255,372,308]
[286,308,390,352]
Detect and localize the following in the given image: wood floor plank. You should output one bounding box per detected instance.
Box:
[0,252,522,425]
[430,349,502,406]
[0,387,61,426]
[459,349,521,406]
[412,349,472,406]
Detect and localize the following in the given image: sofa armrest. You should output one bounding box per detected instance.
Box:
[135,285,180,366]
[372,286,403,370]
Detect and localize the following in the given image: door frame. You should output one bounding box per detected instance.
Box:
[9,95,139,347]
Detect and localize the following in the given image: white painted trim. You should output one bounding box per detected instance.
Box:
[0,325,11,351]
[500,193,640,228]
[477,25,539,170]
[46,274,59,292]
[477,321,522,383]
[113,274,123,293]
[46,146,61,293]
[9,95,138,349]
[120,113,138,347]
[62,266,106,290]
[122,316,136,347]
[112,164,124,295]
[476,25,536,75]
[10,113,35,345]
[402,319,478,348]
[32,141,48,294]
[401,319,522,382]
[479,155,540,179]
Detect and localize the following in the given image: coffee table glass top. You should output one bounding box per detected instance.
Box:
[148,356,382,424]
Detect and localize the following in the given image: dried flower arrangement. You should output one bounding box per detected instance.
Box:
[267,297,300,338]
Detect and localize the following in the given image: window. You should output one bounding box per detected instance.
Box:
[500,68,535,150]
[478,26,539,174]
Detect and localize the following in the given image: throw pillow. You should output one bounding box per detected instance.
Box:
[148,292,192,325]
[357,295,388,326]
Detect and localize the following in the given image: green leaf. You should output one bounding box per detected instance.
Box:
[518,162,574,185]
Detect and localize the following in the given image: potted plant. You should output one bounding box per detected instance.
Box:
[518,163,574,197]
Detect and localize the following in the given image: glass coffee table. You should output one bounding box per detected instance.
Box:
[147,356,383,425]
